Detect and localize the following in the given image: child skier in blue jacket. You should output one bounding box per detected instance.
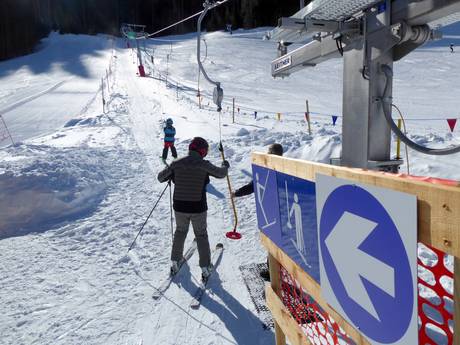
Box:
[162,118,177,162]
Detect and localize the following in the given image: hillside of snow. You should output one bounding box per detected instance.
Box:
[0,22,459,345]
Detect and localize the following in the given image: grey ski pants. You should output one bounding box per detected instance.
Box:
[171,211,210,267]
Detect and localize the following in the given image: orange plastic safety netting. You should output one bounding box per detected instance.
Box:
[278,242,454,345]
[418,243,454,345]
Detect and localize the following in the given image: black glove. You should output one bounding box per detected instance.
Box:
[222,160,230,168]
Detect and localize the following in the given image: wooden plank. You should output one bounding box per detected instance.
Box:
[253,152,460,257]
[269,254,286,345]
[454,257,460,345]
[266,285,311,345]
[261,233,371,345]
[274,320,286,345]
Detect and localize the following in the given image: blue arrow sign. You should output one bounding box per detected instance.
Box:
[317,175,417,344]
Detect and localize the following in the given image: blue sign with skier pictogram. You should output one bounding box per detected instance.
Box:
[276,172,319,282]
[252,165,320,282]
[252,165,282,244]
[316,174,418,345]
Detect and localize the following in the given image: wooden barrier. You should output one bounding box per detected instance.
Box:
[252,152,460,345]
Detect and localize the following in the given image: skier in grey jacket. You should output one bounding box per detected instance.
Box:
[158,137,229,279]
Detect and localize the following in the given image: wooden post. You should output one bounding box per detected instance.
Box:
[232,98,235,123]
[277,113,281,121]
[106,69,110,92]
[454,257,460,345]
[269,254,286,345]
[101,78,106,113]
[166,54,170,85]
[306,100,312,135]
[396,119,402,160]
[0,114,15,145]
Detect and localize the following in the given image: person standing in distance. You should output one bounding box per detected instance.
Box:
[158,137,230,280]
[232,143,284,198]
[162,118,177,163]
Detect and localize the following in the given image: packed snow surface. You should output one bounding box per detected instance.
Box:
[0,22,459,345]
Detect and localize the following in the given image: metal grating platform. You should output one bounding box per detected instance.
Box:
[269,0,460,44]
[270,0,382,43]
[301,0,382,21]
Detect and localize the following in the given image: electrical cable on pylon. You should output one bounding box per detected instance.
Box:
[381,64,460,156]
[392,104,411,175]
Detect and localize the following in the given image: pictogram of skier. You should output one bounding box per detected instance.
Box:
[287,193,305,254]
[285,186,311,268]
[255,171,276,229]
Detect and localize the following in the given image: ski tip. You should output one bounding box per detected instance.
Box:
[216,243,224,249]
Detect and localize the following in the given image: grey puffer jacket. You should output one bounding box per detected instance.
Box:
[157,151,228,213]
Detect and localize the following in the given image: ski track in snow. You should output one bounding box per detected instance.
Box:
[0,25,459,345]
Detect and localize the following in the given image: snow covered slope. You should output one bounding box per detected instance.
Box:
[0,33,114,144]
[0,22,459,345]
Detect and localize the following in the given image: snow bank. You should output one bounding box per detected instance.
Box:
[0,144,107,238]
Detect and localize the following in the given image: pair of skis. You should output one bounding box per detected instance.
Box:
[191,243,223,309]
[152,241,224,309]
[152,239,197,300]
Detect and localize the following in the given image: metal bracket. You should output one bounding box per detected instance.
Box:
[197,1,224,111]
[271,36,342,77]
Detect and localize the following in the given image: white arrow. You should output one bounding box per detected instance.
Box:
[325,211,395,321]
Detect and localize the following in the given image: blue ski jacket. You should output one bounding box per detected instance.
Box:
[164,125,176,143]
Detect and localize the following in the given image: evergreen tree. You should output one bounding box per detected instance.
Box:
[0,0,306,61]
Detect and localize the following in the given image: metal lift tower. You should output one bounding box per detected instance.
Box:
[269,0,460,171]
[121,23,147,77]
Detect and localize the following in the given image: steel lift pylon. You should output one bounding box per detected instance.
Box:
[269,0,460,171]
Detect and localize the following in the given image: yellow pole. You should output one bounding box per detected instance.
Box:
[306,100,312,135]
[232,98,235,124]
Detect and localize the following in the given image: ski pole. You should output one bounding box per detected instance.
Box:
[169,181,174,244]
[128,182,169,252]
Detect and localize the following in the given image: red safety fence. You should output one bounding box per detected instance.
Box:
[280,267,356,345]
[418,243,454,345]
[279,242,454,344]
